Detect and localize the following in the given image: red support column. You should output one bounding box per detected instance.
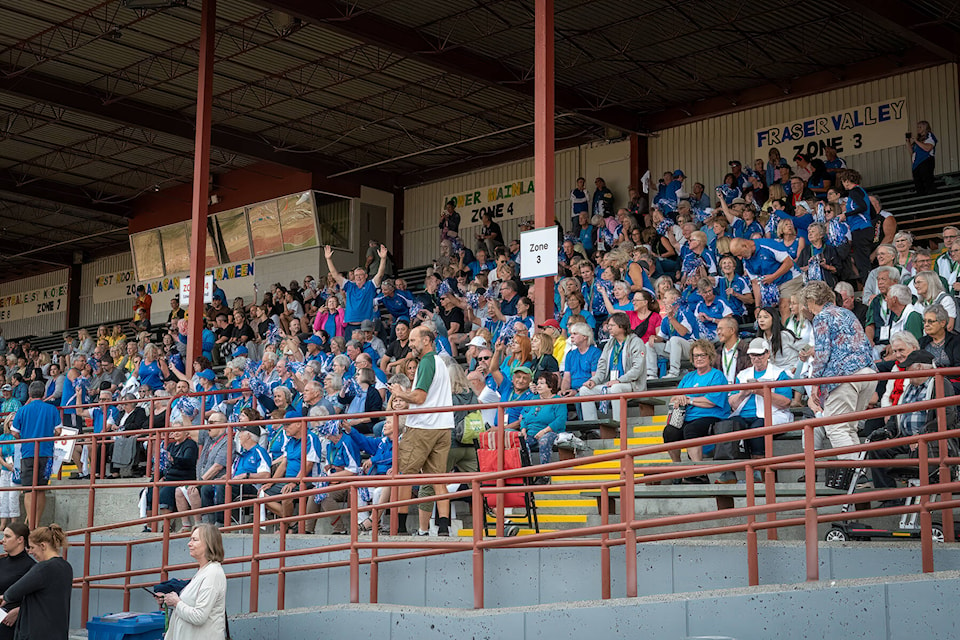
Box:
[185,0,216,374]
[532,0,555,326]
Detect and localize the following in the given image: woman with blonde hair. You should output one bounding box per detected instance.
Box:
[913,270,956,331]
[158,523,227,640]
[0,524,73,640]
[529,331,559,380]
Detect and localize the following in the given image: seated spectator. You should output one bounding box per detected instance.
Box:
[629,291,662,342]
[796,222,842,288]
[144,420,198,532]
[529,331,559,380]
[862,245,899,306]
[913,272,957,331]
[716,338,793,483]
[871,284,924,359]
[228,424,271,523]
[867,350,957,504]
[755,307,801,375]
[519,372,565,471]
[467,368,500,427]
[662,339,731,479]
[919,304,960,372]
[178,412,229,528]
[499,367,536,428]
[692,278,733,341]
[714,316,751,384]
[647,288,698,379]
[489,334,532,395]
[311,420,361,535]
[338,369,383,435]
[716,255,753,322]
[381,321,411,375]
[560,291,595,333]
[262,418,319,528]
[579,313,647,422]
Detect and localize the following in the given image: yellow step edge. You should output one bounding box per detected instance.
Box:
[610,437,664,446]
[633,425,666,432]
[513,514,587,523]
[533,499,595,507]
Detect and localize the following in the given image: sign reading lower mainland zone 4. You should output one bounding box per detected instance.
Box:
[754,97,907,159]
[444,178,535,232]
[520,226,558,280]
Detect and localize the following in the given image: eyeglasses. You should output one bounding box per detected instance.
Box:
[945,235,959,240]
[691,353,709,359]
[924,318,942,324]
[478,356,491,361]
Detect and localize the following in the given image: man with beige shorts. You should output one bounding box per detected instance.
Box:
[388,326,454,536]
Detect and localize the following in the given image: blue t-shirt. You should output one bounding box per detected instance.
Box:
[565,346,602,389]
[678,368,731,422]
[138,360,164,391]
[343,280,377,324]
[234,445,272,477]
[13,400,61,458]
[282,436,318,478]
[912,132,937,169]
[742,239,797,287]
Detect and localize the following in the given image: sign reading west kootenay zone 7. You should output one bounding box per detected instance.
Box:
[754,97,907,158]
[444,178,534,227]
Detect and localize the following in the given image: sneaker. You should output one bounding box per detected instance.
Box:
[414,529,430,537]
[715,471,737,484]
[436,516,450,537]
[753,470,763,483]
[681,475,710,484]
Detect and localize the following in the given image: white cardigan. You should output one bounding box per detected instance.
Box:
[166,561,227,640]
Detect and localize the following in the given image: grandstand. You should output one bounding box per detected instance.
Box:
[1,1,960,639]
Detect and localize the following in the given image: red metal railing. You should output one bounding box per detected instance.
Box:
[4,367,960,621]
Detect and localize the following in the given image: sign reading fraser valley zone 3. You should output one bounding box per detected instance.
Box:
[444,178,535,229]
[754,97,907,158]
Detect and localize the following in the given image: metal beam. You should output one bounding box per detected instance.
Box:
[0,172,132,219]
[0,66,339,175]
[253,0,641,134]
[838,0,960,62]
[641,47,943,131]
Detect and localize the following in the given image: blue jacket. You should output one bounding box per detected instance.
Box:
[346,429,393,475]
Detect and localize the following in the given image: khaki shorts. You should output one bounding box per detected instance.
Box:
[399,428,452,476]
[779,276,803,300]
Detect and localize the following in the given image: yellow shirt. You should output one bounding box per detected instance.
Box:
[552,335,567,365]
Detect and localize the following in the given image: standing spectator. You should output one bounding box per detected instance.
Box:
[907,120,937,195]
[439,200,461,242]
[11,382,60,526]
[578,313,647,422]
[388,326,455,536]
[571,177,589,234]
[689,182,710,210]
[593,177,614,217]
[838,169,875,285]
[0,525,72,640]
[0,426,19,530]
[323,244,389,336]
[168,297,185,324]
[0,523,34,636]
[157,524,227,640]
[132,285,152,329]
[730,237,800,320]
[802,281,877,460]
[365,238,393,276]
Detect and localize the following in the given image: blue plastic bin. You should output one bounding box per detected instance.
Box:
[86,611,165,640]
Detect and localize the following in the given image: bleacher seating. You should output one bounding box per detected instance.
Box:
[873,172,960,242]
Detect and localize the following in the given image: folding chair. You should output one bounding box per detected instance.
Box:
[476,430,539,536]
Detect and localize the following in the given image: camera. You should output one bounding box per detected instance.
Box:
[905,132,912,140]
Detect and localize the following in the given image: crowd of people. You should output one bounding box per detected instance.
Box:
[0,118,952,535]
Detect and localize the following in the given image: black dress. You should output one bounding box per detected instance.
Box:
[0,551,35,640]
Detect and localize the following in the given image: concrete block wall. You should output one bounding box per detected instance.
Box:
[226,571,960,640]
[71,536,960,630]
